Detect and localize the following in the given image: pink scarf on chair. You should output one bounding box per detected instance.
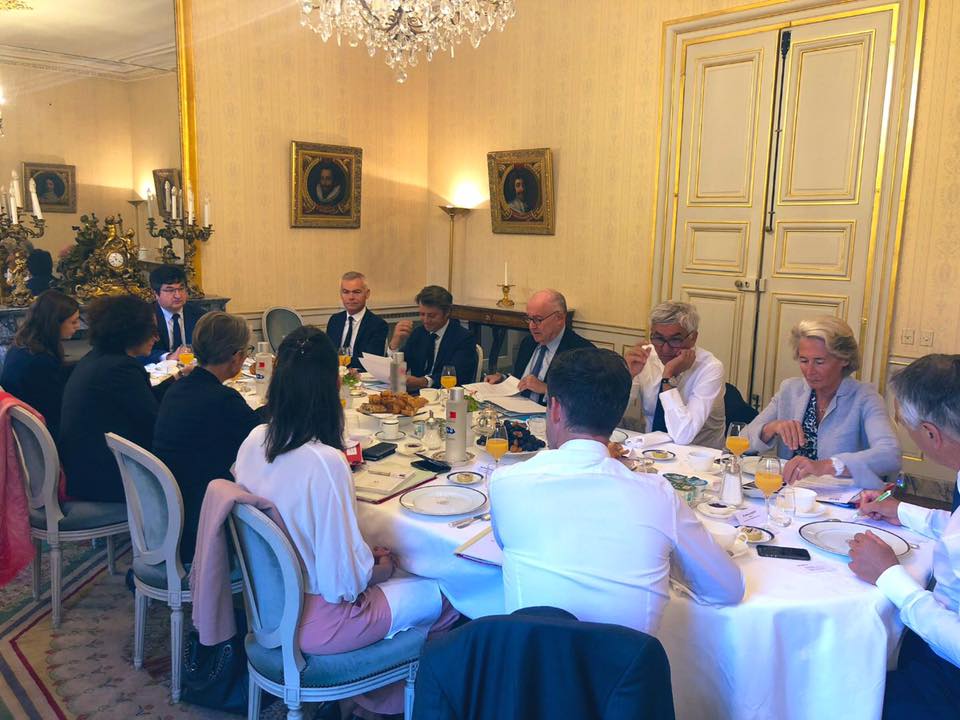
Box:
[0,392,43,587]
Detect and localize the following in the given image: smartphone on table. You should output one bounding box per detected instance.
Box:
[756,545,811,561]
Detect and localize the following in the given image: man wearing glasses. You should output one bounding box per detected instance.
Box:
[485,289,594,404]
[142,265,205,365]
[621,301,725,448]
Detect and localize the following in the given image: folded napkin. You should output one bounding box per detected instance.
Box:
[623,432,672,450]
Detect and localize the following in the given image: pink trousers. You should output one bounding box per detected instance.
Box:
[297,586,460,715]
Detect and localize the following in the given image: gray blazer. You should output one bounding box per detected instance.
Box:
[744,376,901,489]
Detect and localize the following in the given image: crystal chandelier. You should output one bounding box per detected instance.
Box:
[299,1,517,83]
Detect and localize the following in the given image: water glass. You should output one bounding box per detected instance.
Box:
[770,487,796,527]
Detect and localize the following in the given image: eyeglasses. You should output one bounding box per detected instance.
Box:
[649,332,692,348]
[524,310,562,326]
[159,285,186,296]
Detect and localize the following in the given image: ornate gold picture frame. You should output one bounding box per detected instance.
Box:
[290,141,362,228]
[22,162,77,214]
[487,148,555,235]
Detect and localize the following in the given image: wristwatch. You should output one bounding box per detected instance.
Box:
[830,456,846,476]
[660,376,679,390]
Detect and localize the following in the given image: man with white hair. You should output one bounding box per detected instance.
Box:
[849,354,960,718]
[621,301,726,448]
[325,271,388,371]
[485,289,594,405]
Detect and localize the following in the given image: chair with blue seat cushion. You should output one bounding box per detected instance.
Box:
[261,307,304,353]
[105,433,242,703]
[229,503,424,720]
[9,406,128,628]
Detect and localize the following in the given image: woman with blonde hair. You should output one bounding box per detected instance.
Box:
[744,316,900,487]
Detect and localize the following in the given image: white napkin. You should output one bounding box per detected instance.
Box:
[623,432,672,450]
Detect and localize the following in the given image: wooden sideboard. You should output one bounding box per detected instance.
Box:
[450,300,575,373]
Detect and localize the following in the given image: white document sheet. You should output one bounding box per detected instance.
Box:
[360,353,393,383]
[462,375,522,401]
[488,395,547,415]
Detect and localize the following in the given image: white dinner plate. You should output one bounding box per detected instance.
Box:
[799,520,912,558]
[399,486,487,516]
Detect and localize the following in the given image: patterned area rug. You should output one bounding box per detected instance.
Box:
[0,541,279,720]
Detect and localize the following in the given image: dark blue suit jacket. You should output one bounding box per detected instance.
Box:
[143,302,205,365]
[325,309,389,370]
[401,320,478,389]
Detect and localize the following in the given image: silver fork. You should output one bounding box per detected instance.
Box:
[449,513,491,529]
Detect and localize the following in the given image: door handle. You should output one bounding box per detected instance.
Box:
[734,278,766,292]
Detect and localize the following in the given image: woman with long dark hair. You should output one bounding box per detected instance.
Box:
[235,326,458,718]
[1,289,80,438]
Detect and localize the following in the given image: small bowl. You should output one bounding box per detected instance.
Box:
[687,450,716,473]
[447,470,483,486]
[397,441,425,456]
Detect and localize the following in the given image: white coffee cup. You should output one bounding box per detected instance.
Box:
[419,388,440,404]
[687,450,716,473]
[702,519,749,551]
[380,418,401,440]
[793,487,818,513]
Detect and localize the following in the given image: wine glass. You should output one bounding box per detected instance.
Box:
[440,365,458,389]
[725,422,749,458]
[486,422,510,469]
[755,457,784,527]
[338,346,352,368]
[178,345,195,367]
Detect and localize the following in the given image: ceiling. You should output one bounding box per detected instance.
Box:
[0,0,176,80]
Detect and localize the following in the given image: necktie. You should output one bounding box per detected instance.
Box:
[171,313,183,350]
[953,483,959,513]
[344,315,355,353]
[522,345,548,403]
[428,332,440,377]
[652,380,668,433]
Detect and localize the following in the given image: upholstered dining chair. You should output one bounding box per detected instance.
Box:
[261,306,304,352]
[9,406,128,628]
[229,504,426,720]
[105,433,242,703]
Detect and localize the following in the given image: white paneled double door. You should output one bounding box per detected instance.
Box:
[668,7,894,408]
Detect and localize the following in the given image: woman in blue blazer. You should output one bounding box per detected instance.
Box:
[745,317,900,488]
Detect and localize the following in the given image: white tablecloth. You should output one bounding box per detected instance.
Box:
[352,414,935,720]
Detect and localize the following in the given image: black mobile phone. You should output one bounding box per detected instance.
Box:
[363,442,397,461]
[412,457,452,474]
[756,545,811,561]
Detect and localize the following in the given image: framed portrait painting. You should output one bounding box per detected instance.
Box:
[487,148,555,235]
[152,168,183,216]
[290,141,362,228]
[22,162,77,214]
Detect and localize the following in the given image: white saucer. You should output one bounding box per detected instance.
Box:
[396,441,425,456]
[375,430,406,441]
[794,502,828,518]
[696,502,739,519]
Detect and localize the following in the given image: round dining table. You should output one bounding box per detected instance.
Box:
[342,403,934,720]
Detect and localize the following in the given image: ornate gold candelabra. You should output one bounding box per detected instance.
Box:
[146,214,214,298]
[496,283,515,308]
[0,204,45,307]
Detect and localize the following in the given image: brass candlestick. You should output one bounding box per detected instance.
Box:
[496,283,515,308]
[0,207,45,306]
[146,214,214,297]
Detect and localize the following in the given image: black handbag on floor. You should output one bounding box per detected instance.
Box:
[181,608,248,715]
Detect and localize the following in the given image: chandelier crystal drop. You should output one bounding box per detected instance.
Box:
[299,0,517,82]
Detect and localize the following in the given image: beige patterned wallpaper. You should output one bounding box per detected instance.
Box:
[190,0,429,313]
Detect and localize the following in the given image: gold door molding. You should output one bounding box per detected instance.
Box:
[651,0,925,395]
[175,0,202,290]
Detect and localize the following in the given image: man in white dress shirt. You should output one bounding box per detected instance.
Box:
[621,300,726,448]
[490,347,743,634]
[848,354,960,718]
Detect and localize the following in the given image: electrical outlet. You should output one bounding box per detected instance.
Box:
[919,330,934,347]
[901,329,915,345]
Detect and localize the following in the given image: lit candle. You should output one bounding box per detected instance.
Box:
[10,170,22,208]
[28,178,41,220]
[8,188,18,224]
[202,195,211,227]
[186,185,194,225]
[503,262,508,286]
[164,180,171,214]
[146,189,156,219]
[170,188,177,221]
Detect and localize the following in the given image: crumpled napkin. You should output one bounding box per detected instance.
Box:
[623,432,672,450]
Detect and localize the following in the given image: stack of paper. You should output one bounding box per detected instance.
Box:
[353,463,433,503]
[462,374,545,415]
[360,353,392,383]
[454,526,504,566]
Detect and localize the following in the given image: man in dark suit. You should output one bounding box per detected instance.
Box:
[142,265,205,365]
[325,271,388,371]
[486,289,594,404]
[389,285,477,391]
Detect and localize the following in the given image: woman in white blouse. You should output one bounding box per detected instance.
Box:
[235,326,458,718]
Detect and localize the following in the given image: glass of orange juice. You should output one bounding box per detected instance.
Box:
[178,346,195,366]
[725,422,749,457]
[338,346,352,367]
[440,365,458,389]
[486,422,510,468]
[755,457,784,526]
